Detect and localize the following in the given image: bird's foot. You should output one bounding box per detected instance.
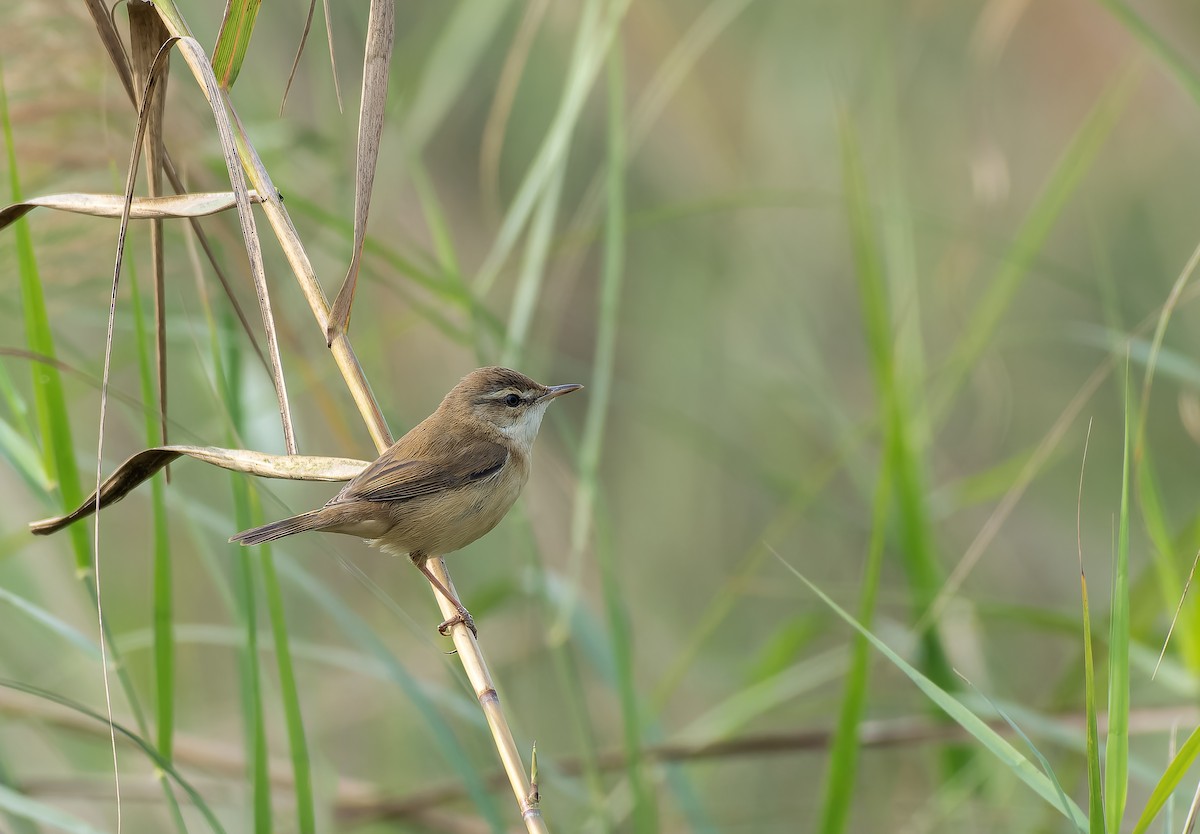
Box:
[438,606,477,637]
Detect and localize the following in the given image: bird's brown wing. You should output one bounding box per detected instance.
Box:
[333,440,509,504]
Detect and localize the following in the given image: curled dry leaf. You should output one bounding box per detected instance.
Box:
[0,191,265,231]
[30,445,368,536]
[326,0,394,346]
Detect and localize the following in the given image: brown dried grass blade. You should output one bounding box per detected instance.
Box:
[82,0,137,105]
[0,190,264,228]
[281,0,343,115]
[326,0,394,346]
[129,3,172,454]
[169,34,298,453]
[79,1,268,376]
[280,0,318,115]
[31,446,367,536]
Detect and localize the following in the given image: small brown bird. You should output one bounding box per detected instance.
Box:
[230,367,581,635]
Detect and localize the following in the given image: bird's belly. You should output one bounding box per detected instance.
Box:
[371,470,526,557]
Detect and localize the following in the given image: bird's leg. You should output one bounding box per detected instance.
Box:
[410,552,477,636]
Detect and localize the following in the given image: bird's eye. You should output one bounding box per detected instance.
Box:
[504,393,521,407]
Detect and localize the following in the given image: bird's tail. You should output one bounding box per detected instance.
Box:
[230,509,326,546]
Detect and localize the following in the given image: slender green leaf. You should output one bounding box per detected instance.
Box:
[259,545,316,834]
[1130,724,1200,834]
[1093,0,1200,105]
[774,551,1089,832]
[0,679,226,834]
[1082,569,1105,833]
[131,266,175,764]
[212,0,262,88]
[0,783,107,834]
[1105,366,1133,832]
[934,67,1136,415]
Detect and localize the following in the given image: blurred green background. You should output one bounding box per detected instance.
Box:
[4,0,1200,832]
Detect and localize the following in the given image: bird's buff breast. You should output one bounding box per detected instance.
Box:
[369,463,528,558]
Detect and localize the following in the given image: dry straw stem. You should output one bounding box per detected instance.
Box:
[82,3,549,827]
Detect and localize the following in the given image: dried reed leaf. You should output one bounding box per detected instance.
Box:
[81,0,268,373]
[0,191,265,228]
[130,3,172,452]
[280,0,343,115]
[82,0,137,104]
[170,34,299,454]
[280,0,317,115]
[30,446,368,536]
[326,0,394,346]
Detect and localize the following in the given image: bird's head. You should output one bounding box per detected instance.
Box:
[444,366,582,450]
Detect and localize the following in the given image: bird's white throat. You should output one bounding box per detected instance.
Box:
[497,399,552,450]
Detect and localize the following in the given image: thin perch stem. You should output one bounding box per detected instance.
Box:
[425,558,549,832]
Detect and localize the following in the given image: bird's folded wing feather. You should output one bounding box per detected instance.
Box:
[334,440,509,503]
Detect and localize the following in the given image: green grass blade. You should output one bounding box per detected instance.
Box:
[3,70,168,825]
[1130,725,1200,834]
[838,109,960,766]
[0,585,100,660]
[1094,0,1200,105]
[0,758,38,834]
[130,266,175,764]
[212,0,261,88]
[0,783,106,834]
[201,296,272,834]
[934,66,1136,415]
[1081,568,1105,833]
[230,468,272,834]
[1105,365,1133,832]
[258,543,316,834]
[499,158,565,367]
[1,61,90,571]
[399,0,516,155]
[817,454,890,833]
[474,0,630,295]
[277,559,506,831]
[774,552,1090,831]
[0,679,227,834]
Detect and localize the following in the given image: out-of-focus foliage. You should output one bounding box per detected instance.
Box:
[4,1,1200,831]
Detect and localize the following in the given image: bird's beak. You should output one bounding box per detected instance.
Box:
[542,383,583,400]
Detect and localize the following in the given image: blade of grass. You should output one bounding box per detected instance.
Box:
[499,152,565,367]
[327,0,393,344]
[0,585,101,660]
[129,2,172,458]
[1093,0,1200,105]
[932,65,1137,417]
[0,759,38,834]
[838,109,962,768]
[1078,421,1106,833]
[817,454,890,833]
[772,549,1090,832]
[398,0,516,156]
[212,0,261,89]
[276,560,507,831]
[1106,363,1133,832]
[130,266,177,775]
[3,59,182,829]
[554,44,649,831]
[257,540,316,834]
[221,335,273,834]
[1131,725,1200,834]
[0,679,227,834]
[0,783,107,834]
[474,0,630,296]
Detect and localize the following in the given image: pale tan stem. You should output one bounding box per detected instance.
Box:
[426,558,548,833]
[142,11,544,824]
